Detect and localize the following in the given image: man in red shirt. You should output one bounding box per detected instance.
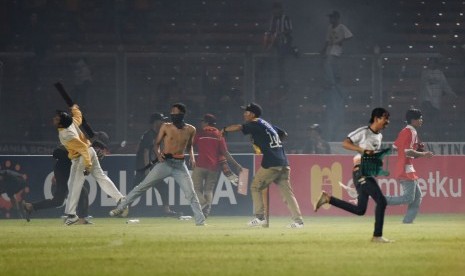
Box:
[192,114,241,217]
[386,109,433,223]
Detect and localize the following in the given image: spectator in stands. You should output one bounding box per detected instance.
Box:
[420,58,457,140]
[73,58,92,109]
[321,10,353,141]
[301,124,331,154]
[264,2,299,88]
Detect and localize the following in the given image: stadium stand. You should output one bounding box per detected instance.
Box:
[0,0,463,153]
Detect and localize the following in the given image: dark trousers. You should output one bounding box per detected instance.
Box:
[32,160,89,218]
[329,167,387,237]
[133,169,169,206]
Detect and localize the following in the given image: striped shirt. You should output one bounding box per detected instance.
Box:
[269,14,292,35]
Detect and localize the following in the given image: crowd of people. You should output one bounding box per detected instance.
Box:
[0,93,432,242]
[0,2,458,244]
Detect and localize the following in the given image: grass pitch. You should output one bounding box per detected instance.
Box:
[1,214,464,276]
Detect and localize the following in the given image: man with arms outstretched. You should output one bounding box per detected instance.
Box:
[110,103,205,226]
[222,102,304,228]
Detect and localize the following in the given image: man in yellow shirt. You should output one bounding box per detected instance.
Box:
[54,104,126,225]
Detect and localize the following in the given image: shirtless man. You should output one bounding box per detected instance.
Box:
[110,103,206,225]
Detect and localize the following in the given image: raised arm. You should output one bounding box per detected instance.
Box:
[70,104,83,126]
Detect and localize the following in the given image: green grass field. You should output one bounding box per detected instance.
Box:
[1,214,464,276]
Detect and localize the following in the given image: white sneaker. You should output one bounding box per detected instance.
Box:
[110,198,129,217]
[287,222,304,229]
[64,215,79,226]
[109,208,125,217]
[247,218,267,227]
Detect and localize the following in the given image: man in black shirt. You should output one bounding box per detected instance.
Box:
[22,146,90,224]
[0,169,27,218]
[222,103,304,228]
[134,113,181,217]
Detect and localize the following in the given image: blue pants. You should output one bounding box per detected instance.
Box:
[120,159,205,225]
[385,180,422,223]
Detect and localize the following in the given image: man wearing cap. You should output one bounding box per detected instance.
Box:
[132,112,181,217]
[385,109,433,223]
[321,10,353,141]
[222,103,304,228]
[192,114,242,218]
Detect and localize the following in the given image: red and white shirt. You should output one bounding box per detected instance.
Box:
[393,125,419,180]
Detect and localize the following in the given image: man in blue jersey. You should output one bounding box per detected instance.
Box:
[222,103,304,228]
